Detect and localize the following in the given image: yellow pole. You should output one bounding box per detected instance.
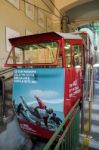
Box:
[82,65,93,149]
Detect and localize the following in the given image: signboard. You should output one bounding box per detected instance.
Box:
[13,68,64,132]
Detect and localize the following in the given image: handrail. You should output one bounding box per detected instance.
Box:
[0,68,13,76]
[54,107,80,150]
[88,65,93,134]
[0,68,14,80]
[43,99,80,150]
[82,64,93,149]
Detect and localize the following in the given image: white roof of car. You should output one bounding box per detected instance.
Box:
[56,32,82,40]
[93,64,99,67]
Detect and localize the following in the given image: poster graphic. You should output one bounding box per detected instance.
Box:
[13,68,64,131]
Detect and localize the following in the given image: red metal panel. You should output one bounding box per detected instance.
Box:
[64,67,82,116]
[9,32,62,47]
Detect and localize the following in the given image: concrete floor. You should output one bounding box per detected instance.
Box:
[0,117,32,150]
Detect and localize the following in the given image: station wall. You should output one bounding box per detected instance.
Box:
[0,0,56,68]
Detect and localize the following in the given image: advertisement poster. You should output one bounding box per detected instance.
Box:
[13,68,64,131]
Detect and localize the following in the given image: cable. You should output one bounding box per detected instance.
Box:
[22,0,61,19]
[41,0,53,13]
[49,0,64,17]
[48,0,70,24]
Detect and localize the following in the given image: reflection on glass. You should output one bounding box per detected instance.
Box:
[64,43,71,67]
[73,45,81,67]
[7,42,58,65]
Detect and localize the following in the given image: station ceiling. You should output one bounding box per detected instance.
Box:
[45,0,99,28]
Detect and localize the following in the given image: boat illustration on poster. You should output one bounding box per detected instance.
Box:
[13,68,64,131]
[14,96,62,130]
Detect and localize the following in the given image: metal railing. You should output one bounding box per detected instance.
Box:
[43,100,80,150]
[82,65,93,149]
[0,68,14,80]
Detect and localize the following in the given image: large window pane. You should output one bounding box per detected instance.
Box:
[7,42,58,65]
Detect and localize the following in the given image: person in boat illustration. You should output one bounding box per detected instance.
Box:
[17,103,29,121]
[50,113,62,126]
[33,96,53,127]
[34,106,53,127]
[17,96,53,128]
[34,95,46,109]
[17,103,24,115]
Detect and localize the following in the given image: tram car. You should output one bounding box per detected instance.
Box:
[5,32,89,139]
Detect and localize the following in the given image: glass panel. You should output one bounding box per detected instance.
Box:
[7,42,58,65]
[7,48,23,64]
[64,43,71,67]
[73,45,82,67]
[80,34,87,45]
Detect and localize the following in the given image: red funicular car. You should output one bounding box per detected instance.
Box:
[5,32,87,139]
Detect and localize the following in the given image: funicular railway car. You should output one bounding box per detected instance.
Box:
[5,32,89,139]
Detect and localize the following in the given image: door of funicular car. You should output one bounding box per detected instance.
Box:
[62,33,85,115]
[4,32,84,139]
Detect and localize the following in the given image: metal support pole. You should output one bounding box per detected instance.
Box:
[82,65,93,149]
[0,77,5,125]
